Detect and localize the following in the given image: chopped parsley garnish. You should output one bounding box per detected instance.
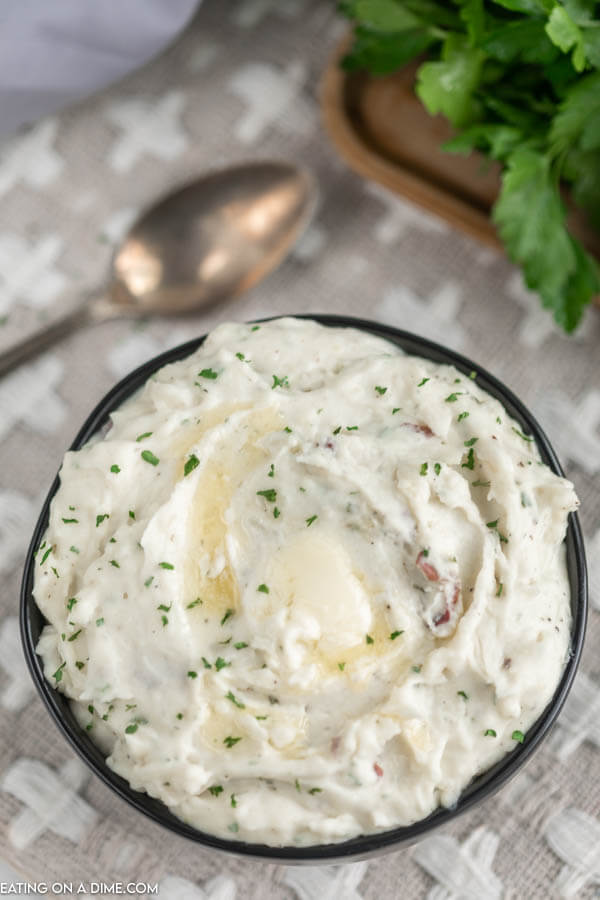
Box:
[144,576,154,587]
[96,618,104,627]
[420,462,428,476]
[136,432,153,442]
[457,690,469,700]
[257,488,277,502]
[187,598,202,609]
[221,608,234,626]
[129,510,135,520]
[184,454,200,476]
[331,426,341,436]
[251,325,260,331]
[272,374,289,389]
[486,519,499,529]
[308,787,322,795]
[472,479,490,487]
[96,514,109,527]
[231,794,237,808]
[512,730,525,743]
[223,736,242,748]
[235,352,245,361]
[234,642,248,650]
[159,561,174,570]
[75,661,85,670]
[268,463,275,478]
[306,514,318,527]
[457,411,469,421]
[390,630,404,640]
[67,629,82,642]
[484,729,497,737]
[161,615,168,627]
[199,367,218,380]
[392,407,400,414]
[66,598,77,611]
[434,463,441,475]
[273,507,281,519]
[257,583,269,594]
[228,823,239,833]
[176,713,183,720]
[496,583,504,597]
[215,657,230,671]
[464,437,478,447]
[70,546,80,554]
[53,662,66,682]
[346,425,359,431]
[284,426,292,433]
[418,377,430,387]
[445,392,463,402]
[109,560,120,568]
[461,448,475,470]
[109,537,116,544]
[209,785,223,796]
[187,670,198,679]
[256,715,268,721]
[110,465,121,474]
[365,634,374,645]
[201,657,212,669]
[62,517,79,524]
[295,779,301,792]
[51,566,59,578]
[375,385,387,395]
[125,723,138,734]
[225,690,245,709]
[141,450,160,466]
[338,662,346,671]
[412,665,422,673]
[512,427,534,442]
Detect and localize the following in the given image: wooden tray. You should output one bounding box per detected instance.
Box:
[320,44,600,266]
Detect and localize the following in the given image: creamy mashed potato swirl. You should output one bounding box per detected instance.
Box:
[34,318,578,846]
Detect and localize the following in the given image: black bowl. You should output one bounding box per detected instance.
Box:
[20,314,587,863]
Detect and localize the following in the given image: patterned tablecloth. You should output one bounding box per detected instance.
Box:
[0,1,599,897]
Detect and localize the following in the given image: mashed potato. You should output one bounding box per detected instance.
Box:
[34,318,578,845]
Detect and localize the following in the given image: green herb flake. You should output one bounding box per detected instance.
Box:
[346,425,359,431]
[136,432,153,442]
[375,385,387,395]
[512,426,534,443]
[390,630,404,640]
[496,583,504,597]
[187,598,202,609]
[420,462,428,476]
[66,597,77,611]
[225,690,245,709]
[141,450,160,466]
[484,729,497,737]
[272,374,289,389]
[284,426,292,433]
[187,670,198,679]
[209,785,223,796]
[472,479,490,487]
[235,352,245,361]
[75,661,85,670]
[365,634,374,645]
[257,583,269,594]
[67,629,82,642]
[70,545,80,554]
[128,510,135,520]
[110,464,121,474]
[109,560,120,568]
[412,665,422,673]
[96,514,109,528]
[223,736,242,748]
[201,657,212,669]
[445,393,463,403]
[215,657,230,671]
[512,730,525,743]
[125,723,138,734]
[62,517,79,524]
[306,514,318,527]
[96,618,104,627]
[469,371,477,380]
[256,715,268,721]
[251,325,260,332]
[161,615,168,627]
[457,411,469,422]
[486,519,499,529]
[268,463,275,478]
[184,454,200,476]
[333,426,342,435]
[308,787,322,795]
[199,367,218,380]
[464,437,478,447]
[234,642,248,650]
[461,448,475,470]
[418,377,430,387]
[176,713,183,720]
[144,576,154,588]
[392,407,401,414]
[257,488,277,503]
[295,779,301,792]
[53,662,66,682]
[434,462,441,475]
[457,690,469,700]
[273,506,281,519]
[221,608,234,626]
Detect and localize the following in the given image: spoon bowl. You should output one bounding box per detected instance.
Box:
[0,161,317,376]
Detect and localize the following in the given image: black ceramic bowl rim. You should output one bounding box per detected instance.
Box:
[21,313,587,864]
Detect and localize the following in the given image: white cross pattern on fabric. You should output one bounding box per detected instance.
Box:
[506,271,592,349]
[548,670,600,760]
[159,875,237,900]
[0,120,63,199]
[0,617,34,711]
[100,208,138,246]
[0,354,65,442]
[1,757,99,849]
[228,62,314,144]
[534,387,600,475]
[283,861,368,900]
[188,43,220,73]
[0,233,67,316]
[0,489,37,576]
[365,182,448,244]
[106,325,192,379]
[545,807,600,898]
[376,283,465,351]
[588,528,600,612]
[106,92,188,174]
[412,825,503,900]
[230,0,308,28]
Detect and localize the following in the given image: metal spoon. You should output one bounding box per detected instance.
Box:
[0,161,317,377]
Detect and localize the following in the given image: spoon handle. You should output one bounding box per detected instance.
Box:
[0,303,94,378]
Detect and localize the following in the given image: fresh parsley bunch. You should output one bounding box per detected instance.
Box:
[340,0,600,332]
